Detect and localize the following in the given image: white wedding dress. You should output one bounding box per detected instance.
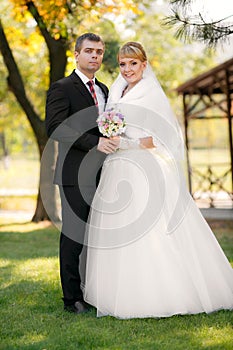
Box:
[84,68,233,319]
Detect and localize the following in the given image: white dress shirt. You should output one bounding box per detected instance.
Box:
[75,68,106,115]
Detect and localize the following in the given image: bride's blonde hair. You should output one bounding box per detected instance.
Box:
[118,42,147,62]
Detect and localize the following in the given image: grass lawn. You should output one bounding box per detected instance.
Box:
[0,219,232,350]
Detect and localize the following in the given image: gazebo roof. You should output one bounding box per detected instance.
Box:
[176,57,233,96]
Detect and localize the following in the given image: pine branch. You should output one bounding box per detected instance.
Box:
[163,10,233,47]
[170,0,193,5]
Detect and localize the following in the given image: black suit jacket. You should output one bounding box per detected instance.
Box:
[46,70,108,186]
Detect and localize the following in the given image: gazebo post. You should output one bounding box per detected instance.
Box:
[226,69,233,195]
[183,94,192,193]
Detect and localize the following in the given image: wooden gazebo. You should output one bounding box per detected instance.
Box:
[176,57,233,207]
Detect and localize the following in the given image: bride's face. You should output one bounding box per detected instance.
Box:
[119,57,146,86]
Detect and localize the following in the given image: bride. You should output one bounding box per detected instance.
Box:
[83,42,233,318]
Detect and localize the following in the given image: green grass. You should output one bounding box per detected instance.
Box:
[0,219,233,350]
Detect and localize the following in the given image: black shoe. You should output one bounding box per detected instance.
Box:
[64,301,91,314]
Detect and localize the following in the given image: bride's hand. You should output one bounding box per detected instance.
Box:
[97,137,120,154]
[139,137,155,149]
[109,136,121,149]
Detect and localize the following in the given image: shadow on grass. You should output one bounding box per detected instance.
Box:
[0,224,59,260]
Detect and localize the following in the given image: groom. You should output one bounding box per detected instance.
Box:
[46,33,119,314]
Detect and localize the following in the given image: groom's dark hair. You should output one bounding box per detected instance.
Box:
[75,33,105,52]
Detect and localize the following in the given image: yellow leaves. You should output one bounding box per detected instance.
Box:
[106,0,141,15]
[3,19,43,56]
[9,0,69,24]
[9,0,143,21]
[54,33,60,40]
[151,57,159,69]
[8,0,30,22]
[51,0,64,6]
[82,0,93,9]
[8,0,143,28]
[7,0,145,43]
[27,31,44,54]
[33,1,69,22]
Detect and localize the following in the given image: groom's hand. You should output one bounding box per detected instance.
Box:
[97,137,120,154]
[110,136,120,148]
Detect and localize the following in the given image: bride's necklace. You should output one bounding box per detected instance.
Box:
[122,85,133,97]
[122,78,143,97]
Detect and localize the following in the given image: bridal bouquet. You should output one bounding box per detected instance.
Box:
[96,108,126,137]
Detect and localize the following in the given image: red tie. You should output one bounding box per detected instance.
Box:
[87,80,98,110]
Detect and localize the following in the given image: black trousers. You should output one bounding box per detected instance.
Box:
[59,185,91,306]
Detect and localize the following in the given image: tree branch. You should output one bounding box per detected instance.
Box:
[0,18,44,139]
[26,1,68,83]
[26,1,53,45]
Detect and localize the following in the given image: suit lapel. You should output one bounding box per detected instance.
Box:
[69,70,108,104]
[69,71,94,106]
[95,78,108,102]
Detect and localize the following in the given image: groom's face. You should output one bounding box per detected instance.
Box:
[74,39,104,78]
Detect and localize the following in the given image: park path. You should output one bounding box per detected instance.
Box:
[200,208,233,220]
[0,208,232,221]
[0,187,232,221]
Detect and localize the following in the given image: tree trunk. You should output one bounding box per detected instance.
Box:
[32,140,61,223]
[0,15,67,222]
[0,131,10,169]
[26,2,68,222]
